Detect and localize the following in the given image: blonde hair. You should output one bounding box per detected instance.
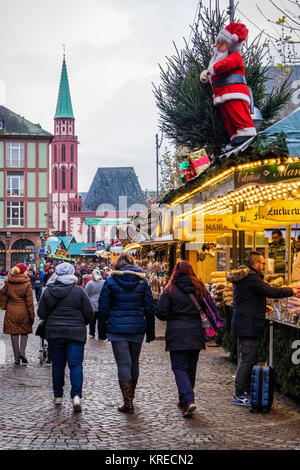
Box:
[11,266,21,275]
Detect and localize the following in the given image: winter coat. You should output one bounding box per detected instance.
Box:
[157,274,206,351]
[37,280,94,343]
[84,279,105,311]
[227,263,294,338]
[0,273,35,335]
[207,52,250,106]
[98,264,155,340]
[82,274,92,288]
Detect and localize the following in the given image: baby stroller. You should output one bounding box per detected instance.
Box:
[39,337,50,365]
[36,321,51,365]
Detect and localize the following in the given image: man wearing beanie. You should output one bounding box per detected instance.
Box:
[38,262,94,412]
[200,22,257,147]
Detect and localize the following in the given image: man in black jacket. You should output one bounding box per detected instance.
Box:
[227,251,299,406]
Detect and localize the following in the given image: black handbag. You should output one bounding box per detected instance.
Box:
[35,320,47,339]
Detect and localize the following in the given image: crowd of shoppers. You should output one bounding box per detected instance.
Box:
[0,249,299,417]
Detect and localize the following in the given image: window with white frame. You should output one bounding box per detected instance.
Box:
[6,201,24,226]
[6,173,24,196]
[6,143,24,167]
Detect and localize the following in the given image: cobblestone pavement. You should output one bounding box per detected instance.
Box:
[0,307,300,451]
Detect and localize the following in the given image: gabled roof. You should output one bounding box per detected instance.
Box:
[0,105,53,138]
[54,56,74,119]
[260,106,300,156]
[57,236,76,249]
[82,167,144,211]
[44,237,62,254]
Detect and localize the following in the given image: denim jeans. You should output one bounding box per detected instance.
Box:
[235,337,259,396]
[111,341,142,382]
[48,339,85,399]
[170,350,200,406]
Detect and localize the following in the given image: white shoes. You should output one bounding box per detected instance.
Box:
[54,397,62,405]
[73,395,82,412]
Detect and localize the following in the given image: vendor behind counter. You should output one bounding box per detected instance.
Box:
[269,229,286,275]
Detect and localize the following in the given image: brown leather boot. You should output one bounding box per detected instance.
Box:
[118,380,134,414]
[131,377,138,400]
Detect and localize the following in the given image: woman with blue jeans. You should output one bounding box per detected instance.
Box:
[98,253,155,414]
[37,262,94,412]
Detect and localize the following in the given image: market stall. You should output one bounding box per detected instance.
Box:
[159,128,300,399]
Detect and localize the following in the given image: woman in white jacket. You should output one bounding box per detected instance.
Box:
[84,269,105,338]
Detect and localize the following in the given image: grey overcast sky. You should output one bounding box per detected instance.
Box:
[1,0,298,192]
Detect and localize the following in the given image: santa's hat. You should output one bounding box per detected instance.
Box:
[216,22,248,46]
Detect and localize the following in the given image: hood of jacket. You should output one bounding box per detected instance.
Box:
[174,274,196,294]
[7,273,31,285]
[47,281,75,300]
[111,264,146,291]
[227,263,263,283]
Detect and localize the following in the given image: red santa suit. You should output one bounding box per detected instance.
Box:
[201,22,257,146]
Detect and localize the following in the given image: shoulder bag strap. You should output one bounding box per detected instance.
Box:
[189,293,202,311]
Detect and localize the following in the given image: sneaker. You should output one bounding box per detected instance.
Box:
[54,397,62,406]
[232,393,251,406]
[73,396,82,412]
[183,402,197,418]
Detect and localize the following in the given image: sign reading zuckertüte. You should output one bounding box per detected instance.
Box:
[259,199,300,222]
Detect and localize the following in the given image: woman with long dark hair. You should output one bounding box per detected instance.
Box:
[157,260,214,417]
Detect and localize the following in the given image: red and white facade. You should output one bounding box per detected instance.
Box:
[51,117,81,233]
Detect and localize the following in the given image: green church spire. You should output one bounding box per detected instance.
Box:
[54,55,74,119]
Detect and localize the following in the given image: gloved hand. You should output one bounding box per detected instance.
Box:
[146,332,155,343]
[200,70,209,83]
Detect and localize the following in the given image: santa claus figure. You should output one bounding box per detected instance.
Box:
[200,22,257,147]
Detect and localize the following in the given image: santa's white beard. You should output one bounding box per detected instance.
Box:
[208,47,229,68]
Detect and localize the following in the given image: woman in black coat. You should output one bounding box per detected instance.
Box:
[157,260,207,418]
[37,262,94,412]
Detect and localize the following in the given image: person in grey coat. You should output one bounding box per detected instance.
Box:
[37,262,94,412]
[84,269,105,338]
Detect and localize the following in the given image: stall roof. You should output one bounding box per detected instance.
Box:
[44,237,62,254]
[259,106,300,157]
[67,243,96,256]
[57,236,76,249]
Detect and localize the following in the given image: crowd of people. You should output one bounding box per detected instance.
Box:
[0,250,299,417]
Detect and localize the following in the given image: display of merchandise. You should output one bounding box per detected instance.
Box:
[207,271,227,307]
[137,259,169,300]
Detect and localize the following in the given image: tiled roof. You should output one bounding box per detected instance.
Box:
[82,167,143,211]
[0,105,53,137]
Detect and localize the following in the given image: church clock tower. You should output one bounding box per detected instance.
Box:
[51,54,81,234]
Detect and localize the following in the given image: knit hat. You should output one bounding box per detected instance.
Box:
[16,263,28,274]
[216,22,248,46]
[55,262,75,276]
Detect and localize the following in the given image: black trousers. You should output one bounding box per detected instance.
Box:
[235,337,259,396]
[89,311,100,337]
